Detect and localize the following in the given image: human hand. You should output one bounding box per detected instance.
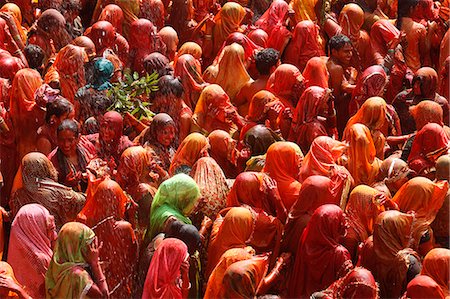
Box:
[201,215,213,230]
[65,169,82,187]
[180,258,190,280]
[85,236,103,266]
[0,275,22,293]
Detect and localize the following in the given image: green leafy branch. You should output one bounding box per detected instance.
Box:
[107,71,159,120]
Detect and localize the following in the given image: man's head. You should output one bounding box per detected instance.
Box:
[24,45,45,72]
[255,48,280,75]
[329,34,353,65]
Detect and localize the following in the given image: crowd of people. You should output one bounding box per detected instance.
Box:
[0,0,448,297]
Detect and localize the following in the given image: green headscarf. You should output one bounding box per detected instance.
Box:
[145,173,201,243]
[45,222,95,298]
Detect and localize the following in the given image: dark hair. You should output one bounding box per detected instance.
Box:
[45,97,73,123]
[158,75,184,97]
[76,88,113,121]
[328,34,352,55]
[61,0,82,12]
[57,119,80,137]
[255,48,280,75]
[24,45,45,70]
[397,0,420,29]
[166,221,201,254]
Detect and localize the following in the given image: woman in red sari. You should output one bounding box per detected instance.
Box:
[263,141,303,210]
[284,20,324,72]
[288,204,353,298]
[299,136,353,193]
[303,56,330,89]
[207,129,239,178]
[370,19,400,65]
[244,90,286,134]
[227,171,286,222]
[169,132,209,175]
[421,248,450,298]
[255,0,291,52]
[407,123,450,174]
[288,86,337,153]
[403,275,446,299]
[77,179,137,298]
[283,176,341,255]
[191,84,244,136]
[98,4,124,35]
[345,123,381,185]
[142,238,190,299]
[266,63,305,109]
[9,68,44,162]
[173,54,207,110]
[44,44,87,105]
[127,18,166,75]
[392,177,448,253]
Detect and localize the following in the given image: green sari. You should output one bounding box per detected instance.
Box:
[45,222,95,298]
[144,173,201,243]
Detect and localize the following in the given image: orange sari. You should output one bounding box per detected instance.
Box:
[263,141,303,210]
[421,248,450,297]
[169,132,209,175]
[212,2,246,56]
[392,177,448,244]
[303,56,329,89]
[266,64,305,109]
[345,123,381,185]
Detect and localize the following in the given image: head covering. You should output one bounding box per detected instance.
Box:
[166,0,194,42]
[207,129,237,177]
[247,29,268,47]
[204,247,255,298]
[158,26,179,57]
[220,32,260,62]
[370,19,400,62]
[345,97,389,137]
[227,172,286,220]
[1,3,26,43]
[221,256,269,298]
[77,178,128,226]
[98,4,124,34]
[266,64,304,108]
[192,84,240,135]
[116,146,153,194]
[15,152,58,193]
[408,123,450,173]
[146,173,201,241]
[339,3,365,42]
[288,204,352,297]
[9,68,42,118]
[303,56,329,89]
[100,110,124,143]
[392,176,448,243]
[212,2,246,53]
[173,54,205,109]
[421,248,450,297]
[405,275,446,299]
[7,204,54,299]
[92,0,139,38]
[176,42,202,62]
[413,67,439,98]
[409,100,443,131]
[246,90,281,124]
[350,66,388,114]
[206,207,254,276]
[214,43,251,101]
[88,21,116,55]
[345,123,381,185]
[140,0,165,29]
[290,0,318,23]
[36,9,70,52]
[243,125,281,156]
[143,52,172,77]
[169,133,209,175]
[91,58,113,91]
[72,36,96,60]
[436,154,450,180]
[318,267,379,299]
[263,142,303,210]
[45,222,96,298]
[0,56,23,81]
[144,113,177,148]
[142,238,188,299]
[255,0,289,35]
[283,176,340,253]
[190,157,229,220]
[284,20,324,71]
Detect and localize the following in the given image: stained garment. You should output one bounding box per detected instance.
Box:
[213,32,260,66]
[343,185,385,261]
[144,173,200,243]
[142,238,188,299]
[10,152,86,229]
[169,132,209,175]
[303,56,329,89]
[299,136,353,197]
[7,204,53,299]
[190,157,230,220]
[392,176,448,245]
[0,262,21,298]
[192,84,242,135]
[266,64,304,109]
[288,86,334,153]
[206,207,254,277]
[45,222,96,298]
[370,19,400,64]
[175,42,202,66]
[284,20,324,71]
[92,0,139,38]
[440,57,449,100]
[401,17,427,72]
[421,248,450,297]
[44,44,88,104]
[282,176,341,254]
[212,2,246,56]
[0,4,27,43]
[98,4,124,34]
[9,68,44,162]
[404,275,446,299]
[407,123,450,173]
[345,123,381,185]
[246,90,282,126]
[141,0,165,30]
[263,141,303,210]
[242,125,282,157]
[255,0,291,52]
[214,43,251,102]
[173,54,205,110]
[288,204,353,298]
[227,171,286,222]
[289,0,319,23]
[207,129,239,178]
